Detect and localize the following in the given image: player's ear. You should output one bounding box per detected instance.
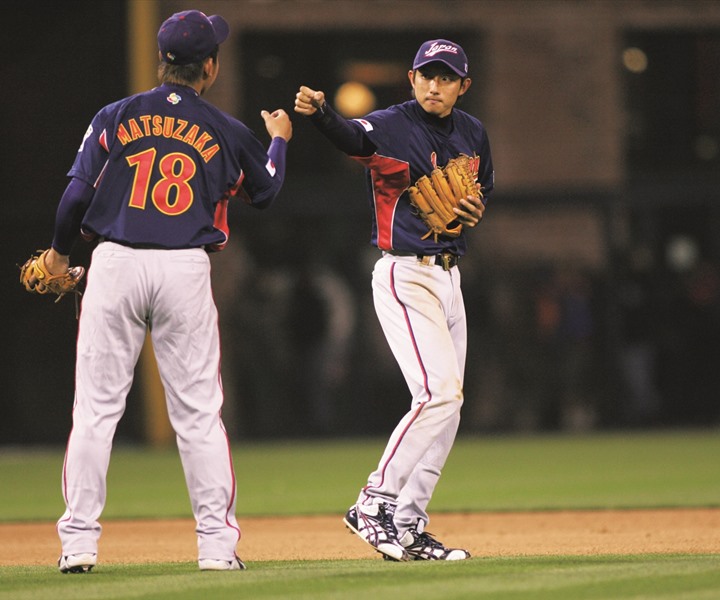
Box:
[458,77,472,96]
[202,56,215,79]
[408,70,418,98]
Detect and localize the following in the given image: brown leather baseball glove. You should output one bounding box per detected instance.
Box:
[408,154,481,242]
[19,249,85,303]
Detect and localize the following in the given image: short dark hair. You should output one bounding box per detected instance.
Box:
[158,46,219,85]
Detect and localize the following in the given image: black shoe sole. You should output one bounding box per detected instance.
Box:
[60,565,94,573]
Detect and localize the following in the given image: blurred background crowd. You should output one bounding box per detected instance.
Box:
[3,0,720,445]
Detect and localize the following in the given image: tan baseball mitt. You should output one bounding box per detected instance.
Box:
[19,249,85,303]
[407,154,481,242]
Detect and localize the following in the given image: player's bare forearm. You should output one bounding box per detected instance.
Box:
[294,86,326,116]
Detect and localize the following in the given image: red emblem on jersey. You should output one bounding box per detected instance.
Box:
[467,154,481,179]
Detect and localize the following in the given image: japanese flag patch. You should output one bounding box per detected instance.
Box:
[266,158,277,176]
[353,118,374,132]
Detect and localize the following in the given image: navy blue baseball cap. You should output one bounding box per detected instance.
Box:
[413,39,468,77]
[158,10,230,65]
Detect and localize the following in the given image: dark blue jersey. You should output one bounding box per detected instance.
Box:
[350,100,494,255]
[68,83,285,250]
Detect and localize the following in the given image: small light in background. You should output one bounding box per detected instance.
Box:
[666,235,700,272]
[341,61,406,85]
[622,47,648,73]
[334,81,376,117]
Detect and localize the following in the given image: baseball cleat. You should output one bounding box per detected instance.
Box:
[58,553,97,573]
[397,527,471,560]
[198,555,247,570]
[343,503,409,561]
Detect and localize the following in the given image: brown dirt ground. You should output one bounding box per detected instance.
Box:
[2,509,719,566]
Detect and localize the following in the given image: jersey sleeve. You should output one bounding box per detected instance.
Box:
[231,121,286,209]
[350,108,398,152]
[51,177,95,254]
[67,100,124,186]
[308,102,376,157]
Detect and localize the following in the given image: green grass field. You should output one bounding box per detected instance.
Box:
[2,429,720,598]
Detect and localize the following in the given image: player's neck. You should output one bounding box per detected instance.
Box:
[416,102,453,132]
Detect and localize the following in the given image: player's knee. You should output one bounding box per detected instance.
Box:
[429,385,464,409]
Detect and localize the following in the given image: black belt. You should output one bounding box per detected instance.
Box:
[385,250,459,271]
[417,253,459,271]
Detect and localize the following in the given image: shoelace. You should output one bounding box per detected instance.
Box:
[410,530,444,550]
[377,505,400,541]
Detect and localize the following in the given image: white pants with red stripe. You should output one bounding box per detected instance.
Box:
[358,252,466,535]
[57,241,240,562]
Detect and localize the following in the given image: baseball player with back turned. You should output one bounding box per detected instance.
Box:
[295,39,494,561]
[30,10,292,572]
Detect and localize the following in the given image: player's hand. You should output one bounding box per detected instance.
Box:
[454,194,485,228]
[27,248,70,292]
[294,86,325,116]
[261,109,293,142]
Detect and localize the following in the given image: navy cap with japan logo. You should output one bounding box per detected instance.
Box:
[413,39,468,77]
[157,10,230,65]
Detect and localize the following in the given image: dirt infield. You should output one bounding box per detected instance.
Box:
[3,508,719,566]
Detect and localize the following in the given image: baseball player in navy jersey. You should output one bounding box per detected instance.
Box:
[33,10,292,573]
[295,39,493,561]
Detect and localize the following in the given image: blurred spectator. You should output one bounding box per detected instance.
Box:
[533,266,599,431]
[616,245,662,426]
[285,259,356,435]
[660,257,720,424]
